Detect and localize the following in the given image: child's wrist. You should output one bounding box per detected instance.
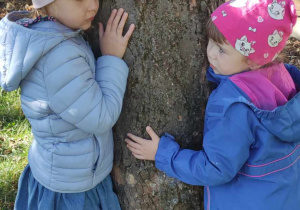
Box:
[101,53,122,59]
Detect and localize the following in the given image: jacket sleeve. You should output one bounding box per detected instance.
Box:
[44,44,128,135]
[155,103,254,186]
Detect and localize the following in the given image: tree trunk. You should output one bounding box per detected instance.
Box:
[87,0,223,209]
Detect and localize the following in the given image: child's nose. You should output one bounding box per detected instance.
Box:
[207,45,217,60]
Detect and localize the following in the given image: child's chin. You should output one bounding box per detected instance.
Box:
[80,23,92,30]
[212,69,220,74]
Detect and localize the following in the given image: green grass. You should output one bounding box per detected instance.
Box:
[0,89,31,210]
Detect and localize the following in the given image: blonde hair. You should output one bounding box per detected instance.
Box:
[25,3,51,18]
[28,6,49,19]
[206,18,284,67]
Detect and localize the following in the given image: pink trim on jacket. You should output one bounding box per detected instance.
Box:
[238,156,300,178]
[206,186,210,210]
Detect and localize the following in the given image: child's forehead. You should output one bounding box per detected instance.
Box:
[211,39,232,49]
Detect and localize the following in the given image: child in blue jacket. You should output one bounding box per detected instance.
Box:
[126,0,300,209]
[0,0,134,209]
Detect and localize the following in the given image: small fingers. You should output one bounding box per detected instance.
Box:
[132,152,145,160]
[146,126,159,140]
[125,138,141,150]
[99,22,104,40]
[127,133,145,144]
[117,12,128,35]
[126,143,142,155]
[106,9,117,31]
[112,8,124,31]
[124,24,135,40]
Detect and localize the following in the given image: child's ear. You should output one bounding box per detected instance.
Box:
[246,59,261,70]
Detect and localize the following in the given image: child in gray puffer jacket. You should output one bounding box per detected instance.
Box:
[0,0,135,209]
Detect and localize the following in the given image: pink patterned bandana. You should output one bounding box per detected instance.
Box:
[211,0,297,65]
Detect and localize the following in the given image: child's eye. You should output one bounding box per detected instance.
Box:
[219,47,224,54]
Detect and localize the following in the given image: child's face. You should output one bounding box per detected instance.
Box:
[47,0,99,30]
[207,39,250,75]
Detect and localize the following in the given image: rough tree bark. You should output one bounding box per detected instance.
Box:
[86,0,223,209]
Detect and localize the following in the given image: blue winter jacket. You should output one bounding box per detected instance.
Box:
[155,64,300,209]
[0,12,128,193]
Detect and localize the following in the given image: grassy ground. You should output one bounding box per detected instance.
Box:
[0,89,31,210]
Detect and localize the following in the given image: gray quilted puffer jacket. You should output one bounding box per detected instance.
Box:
[0,12,128,193]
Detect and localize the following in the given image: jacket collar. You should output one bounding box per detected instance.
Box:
[5,11,81,35]
[206,67,251,84]
[206,67,230,84]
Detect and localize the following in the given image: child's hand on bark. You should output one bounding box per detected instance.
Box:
[125,126,160,161]
[99,8,135,58]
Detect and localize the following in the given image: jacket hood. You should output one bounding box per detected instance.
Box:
[0,11,80,91]
[259,64,300,143]
[207,64,300,143]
